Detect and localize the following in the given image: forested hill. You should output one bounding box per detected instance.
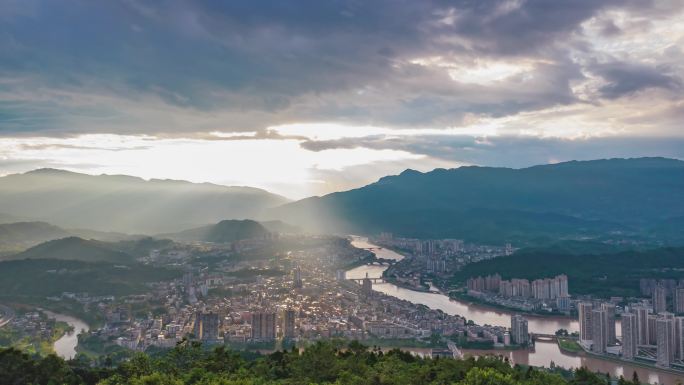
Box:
[270,157,684,245]
[0,341,635,385]
[161,219,271,243]
[452,246,684,298]
[6,237,134,263]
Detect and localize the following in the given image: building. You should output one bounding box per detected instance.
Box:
[578,302,593,343]
[335,270,346,281]
[648,314,658,345]
[282,309,296,339]
[674,287,684,314]
[426,257,447,273]
[251,312,276,341]
[622,312,638,360]
[556,296,571,312]
[193,312,219,341]
[632,305,650,346]
[653,284,667,314]
[591,308,608,353]
[656,316,674,367]
[362,273,373,297]
[675,316,684,361]
[510,314,529,345]
[293,265,303,289]
[601,303,617,345]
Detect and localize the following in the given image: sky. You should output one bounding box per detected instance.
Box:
[1,0,683,199]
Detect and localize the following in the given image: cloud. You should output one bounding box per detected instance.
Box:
[591,61,682,99]
[0,0,681,137]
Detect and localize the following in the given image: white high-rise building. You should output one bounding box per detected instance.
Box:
[578,302,593,343]
[633,305,650,346]
[675,316,684,361]
[591,309,608,353]
[674,287,684,314]
[622,312,638,360]
[601,303,616,345]
[656,316,674,367]
[653,284,667,314]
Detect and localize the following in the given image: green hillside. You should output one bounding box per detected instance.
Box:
[0,258,179,297]
[451,246,684,297]
[271,157,684,245]
[163,219,270,243]
[6,237,134,263]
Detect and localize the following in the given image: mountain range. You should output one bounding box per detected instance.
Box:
[3,158,684,246]
[269,157,684,245]
[0,169,288,233]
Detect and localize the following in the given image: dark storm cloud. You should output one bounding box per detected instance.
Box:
[591,61,683,99]
[3,0,679,136]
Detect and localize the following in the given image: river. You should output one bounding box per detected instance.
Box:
[42,310,90,360]
[347,237,683,385]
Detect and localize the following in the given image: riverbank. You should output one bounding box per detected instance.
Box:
[578,344,684,377]
[0,295,103,328]
[450,291,572,318]
[383,276,430,292]
[347,237,684,384]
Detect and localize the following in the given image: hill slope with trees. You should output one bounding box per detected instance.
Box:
[271,157,684,245]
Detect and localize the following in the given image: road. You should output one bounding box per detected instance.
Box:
[0,304,15,328]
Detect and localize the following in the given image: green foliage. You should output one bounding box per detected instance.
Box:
[452,246,684,297]
[9,236,135,263]
[0,258,180,297]
[164,220,270,243]
[273,157,684,245]
[0,341,617,385]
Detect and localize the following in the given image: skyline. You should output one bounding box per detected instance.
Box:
[1,1,684,198]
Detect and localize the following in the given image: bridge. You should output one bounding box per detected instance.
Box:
[531,333,558,341]
[361,247,384,251]
[367,258,396,266]
[447,340,463,358]
[348,277,386,284]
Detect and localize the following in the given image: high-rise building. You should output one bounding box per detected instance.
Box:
[251,312,276,341]
[282,309,296,339]
[622,312,638,360]
[510,314,529,345]
[653,284,667,314]
[674,287,684,314]
[656,316,675,367]
[591,309,608,353]
[601,303,617,345]
[633,305,650,345]
[648,314,658,345]
[675,316,684,361]
[193,312,219,341]
[578,302,593,343]
[293,265,303,289]
[362,273,373,297]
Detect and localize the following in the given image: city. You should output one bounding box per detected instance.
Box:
[2,1,684,384]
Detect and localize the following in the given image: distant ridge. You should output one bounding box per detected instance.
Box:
[0,169,289,233]
[270,157,684,245]
[161,219,271,243]
[7,236,134,263]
